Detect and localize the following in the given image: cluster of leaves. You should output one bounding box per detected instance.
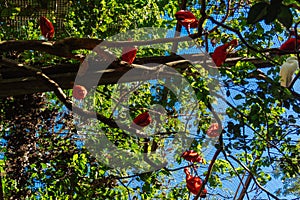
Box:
[64,0,178,39]
[0,94,120,199]
[247,0,294,29]
[1,0,300,199]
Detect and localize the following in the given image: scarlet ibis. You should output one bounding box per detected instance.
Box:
[133,112,151,127]
[73,85,87,100]
[39,16,55,40]
[279,38,300,52]
[280,57,299,87]
[181,150,203,163]
[211,39,238,67]
[175,10,198,35]
[184,168,207,197]
[122,40,138,64]
[279,29,300,52]
[206,123,221,138]
[288,29,300,38]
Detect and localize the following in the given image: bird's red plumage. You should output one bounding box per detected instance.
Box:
[40,16,55,40]
[181,150,203,163]
[206,123,221,138]
[73,85,87,100]
[280,38,300,51]
[184,168,207,197]
[211,39,238,67]
[211,43,230,67]
[175,10,198,31]
[122,46,137,64]
[175,10,197,20]
[133,112,151,127]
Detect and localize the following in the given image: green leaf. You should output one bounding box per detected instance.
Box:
[226,90,231,97]
[247,2,269,24]
[234,94,243,100]
[264,2,280,24]
[292,104,300,113]
[277,5,293,29]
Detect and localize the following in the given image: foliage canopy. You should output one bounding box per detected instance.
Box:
[0,0,300,199]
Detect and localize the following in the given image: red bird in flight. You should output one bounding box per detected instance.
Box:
[39,16,55,40]
[211,39,238,67]
[175,10,198,35]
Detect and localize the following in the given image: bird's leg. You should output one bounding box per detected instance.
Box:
[187,23,191,35]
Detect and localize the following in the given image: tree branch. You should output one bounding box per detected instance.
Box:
[194,147,222,200]
[223,152,250,200]
[197,0,207,36]
[0,36,201,57]
[208,16,281,67]
[227,154,280,200]
[171,0,187,53]
[208,0,231,34]
[2,57,119,128]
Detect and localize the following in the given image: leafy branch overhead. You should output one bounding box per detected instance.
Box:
[0,0,300,200]
[247,0,293,28]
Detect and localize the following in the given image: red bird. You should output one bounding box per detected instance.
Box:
[175,10,198,34]
[39,16,55,40]
[181,150,203,163]
[133,112,151,127]
[122,40,138,64]
[122,47,137,64]
[184,168,207,197]
[211,39,238,67]
[289,29,299,38]
[206,123,222,138]
[279,38,300,51]
[73,85,87,100]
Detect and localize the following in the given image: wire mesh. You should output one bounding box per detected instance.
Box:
[0,0,69,34]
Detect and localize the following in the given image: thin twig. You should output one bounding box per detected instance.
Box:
[208,16,281,67]
[208,0,232,34]
[222,151,249,200]
[197,0,207,36]
[227,154,280,200]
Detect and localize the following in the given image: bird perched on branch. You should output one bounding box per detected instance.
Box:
[73,85,88,100]
[39,16,55,40]
[211,39,238,67]
[280,56,299,87]
[132,112,151,127]
[184,168,207,197]
[280,29,300,52]
[175,10,198,35]
[279,38,300,52]
[122,39,138,64]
